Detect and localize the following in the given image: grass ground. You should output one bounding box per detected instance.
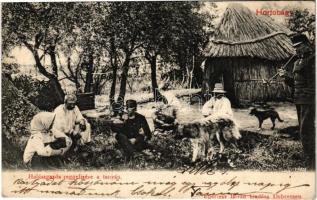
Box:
[3,101,306,171]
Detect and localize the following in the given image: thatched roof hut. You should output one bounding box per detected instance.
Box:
[203,4,295,106]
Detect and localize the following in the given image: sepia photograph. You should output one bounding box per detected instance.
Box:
[1,1,315,198]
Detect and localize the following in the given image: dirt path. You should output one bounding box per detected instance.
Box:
[234,102,298,134]
[78,100,304,171]
[138,101,298,134]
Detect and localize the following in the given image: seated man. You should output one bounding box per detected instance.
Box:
[115,99,152,159]
[111,101,125,133]
[152,104,177,134]
[111,101,124,120]
[202,83,233,118]
[53,94,91,146]
[23,112,73,167]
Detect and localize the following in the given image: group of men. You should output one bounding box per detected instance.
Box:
[23,89,230,167]
[23,94,91,167]
[201,33,315,169]
[23,34,314,170]
[23,96,153,167]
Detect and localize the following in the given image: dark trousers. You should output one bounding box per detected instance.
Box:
[115,133,147,157]
[297,104,315,169]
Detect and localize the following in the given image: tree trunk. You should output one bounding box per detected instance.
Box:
[117,54,131,103]
[186,67,190,88]
[41,46,64,103]
[110,64,118,106]
[50,77,65,105]
[84,53,94,93]
[109,39,118,106]
[23,36,64,104]
[66,57,81,91]
[149,55,159,94]
[146,52,166,103]
[48,45,58,76]
[189,55,195,89]
[116,38,137,104]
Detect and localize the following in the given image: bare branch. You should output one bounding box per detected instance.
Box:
[22,40,34,52]
[67,57,76,79]
[33,49,56,79]
[60,68,75,83]
[56,52,64,70]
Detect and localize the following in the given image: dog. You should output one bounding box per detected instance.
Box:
[176,114,241,162]
[249,108,283,130]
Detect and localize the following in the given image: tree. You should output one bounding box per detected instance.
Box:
[2,3,79,103]
[3,2,217,107]
[165,2,215,89]
[138,2,172,101]
[101,2,145,104]
[138,2,216,101]
[57,2,110,95]
[286,9,315,44]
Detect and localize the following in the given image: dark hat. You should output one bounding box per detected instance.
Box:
[126,99,137,109]
[291,34,310,47]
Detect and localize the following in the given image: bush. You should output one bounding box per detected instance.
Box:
[2,75,39,151]
[12,75,62,111]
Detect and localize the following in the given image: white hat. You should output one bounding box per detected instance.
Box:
[212,83,226,93]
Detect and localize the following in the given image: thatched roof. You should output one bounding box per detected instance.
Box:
[204,4,295,61]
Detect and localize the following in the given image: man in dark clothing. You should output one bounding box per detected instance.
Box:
[152,104,177,134]
[278,34,315,169]
[111,101,124,120]
[115,99,152,158]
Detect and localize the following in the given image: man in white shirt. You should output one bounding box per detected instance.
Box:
[202,83,233,118]
[53,94,91,146]
[23,112,73,165]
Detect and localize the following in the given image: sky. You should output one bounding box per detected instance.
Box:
[3,1,315,66]
[204,1,315,24]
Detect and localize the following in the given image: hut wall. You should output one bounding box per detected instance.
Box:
[204,57,292,105]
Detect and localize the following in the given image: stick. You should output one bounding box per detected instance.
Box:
[266,54,297,84]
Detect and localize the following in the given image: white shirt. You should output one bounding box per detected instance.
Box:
[202,96,233,117]
[23,112,73,163]
[23,132,72,164]
[53,104,85,134]
[53,104,91,145]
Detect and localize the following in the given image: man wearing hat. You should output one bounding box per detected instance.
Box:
[278,33,315,169]
[111,101,124,120]
[152,103,178,135]
[115,99,152,159]
[202,83,233,118]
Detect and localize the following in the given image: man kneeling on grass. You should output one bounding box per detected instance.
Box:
[114,99,152,160]
[23,112,73,168]
[53,94,91,146]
